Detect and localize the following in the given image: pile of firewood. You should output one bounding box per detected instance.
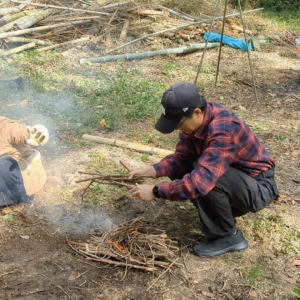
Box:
[0,0,238,57]
[69,217,183,277]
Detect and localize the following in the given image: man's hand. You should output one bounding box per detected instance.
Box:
[27,124,49,146]
[130,184,155,202]
[128,166,156,179]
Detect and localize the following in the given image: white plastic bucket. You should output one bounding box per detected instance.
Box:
[296,38,300,59]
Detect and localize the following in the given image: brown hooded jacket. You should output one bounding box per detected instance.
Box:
[0,116,46,196]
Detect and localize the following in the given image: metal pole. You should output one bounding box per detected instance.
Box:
[215,0,228,88]
[238,0,259,103]
[194,0,221,85]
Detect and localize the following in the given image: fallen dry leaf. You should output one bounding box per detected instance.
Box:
[291,260,300,267]
[286,278,297,284]
[249,290,257,297]
[202,291,215,298]
[99,119,110,129]
[292,151,300,158]
[20,100,28,107]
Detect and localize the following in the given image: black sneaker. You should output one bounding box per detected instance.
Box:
[192,229,248,257]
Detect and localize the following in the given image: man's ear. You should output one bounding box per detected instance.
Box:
[194,108,203,116]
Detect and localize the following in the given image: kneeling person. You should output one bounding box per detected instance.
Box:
[129,82,279,257]
[0,117,49,207]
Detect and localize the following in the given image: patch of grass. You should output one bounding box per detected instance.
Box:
[159,61,181,76]
[0,57,166,137]
[263,9,300,32]
[243,266,266,285]
[241,212,300,254]
[140,153,150,162]
[251,123,269,131]
[292,288,300,299]
[276,135,287,142]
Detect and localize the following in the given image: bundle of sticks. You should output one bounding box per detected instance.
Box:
[69,217,183,276]
[75,171,152,188]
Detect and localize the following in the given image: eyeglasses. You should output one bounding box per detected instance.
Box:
[176,116,188,130]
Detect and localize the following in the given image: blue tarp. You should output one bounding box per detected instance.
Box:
[204,32,252,52]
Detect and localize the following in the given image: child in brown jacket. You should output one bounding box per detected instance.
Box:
[0,116,49,207]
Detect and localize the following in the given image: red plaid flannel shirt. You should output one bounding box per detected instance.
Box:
[153,101,275,201]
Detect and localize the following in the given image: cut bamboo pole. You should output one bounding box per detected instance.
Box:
[16,9,52,30]
[37,36,89,52]
[100,0,135,10]
[32,25,74,38]
[0,11,27,27]
[82,135,174,157]
[41,15,102,22]
[156,5,194,21]
[10,0,111,16]
[106,7,263,54]
[132,9,168,16]
[5,36,53,46]
[0,6,21,15]
[0,42,35,56]
[80,42,220,64]
[119,19,129,41]
[0,10,53,33]
[0,20,92,38]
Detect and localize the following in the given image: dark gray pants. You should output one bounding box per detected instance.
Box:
[0,157,29,207]
[191,167,279,238]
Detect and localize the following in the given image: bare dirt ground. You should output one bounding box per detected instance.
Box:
[1,27,300,300]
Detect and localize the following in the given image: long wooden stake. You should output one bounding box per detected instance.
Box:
[106,8,263,54]
[0,20,92,38]
[194,0,220,85]
[10,0,111,15]
[215,0,228,88]
[238,0,259,103]
[37,36,89,52]
[0,42,35,56]
[82,134,174,157]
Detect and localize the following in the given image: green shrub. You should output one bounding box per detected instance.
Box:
[228,0,300,11]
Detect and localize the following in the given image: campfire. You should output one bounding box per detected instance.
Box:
[68,217,183,278]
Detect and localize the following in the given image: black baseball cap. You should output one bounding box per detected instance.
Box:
[155,82,206,134]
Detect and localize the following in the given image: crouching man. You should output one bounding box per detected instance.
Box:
[129,82,279,257]
[0,116,49,207]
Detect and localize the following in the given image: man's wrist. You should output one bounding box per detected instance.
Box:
[152,185,159,198]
